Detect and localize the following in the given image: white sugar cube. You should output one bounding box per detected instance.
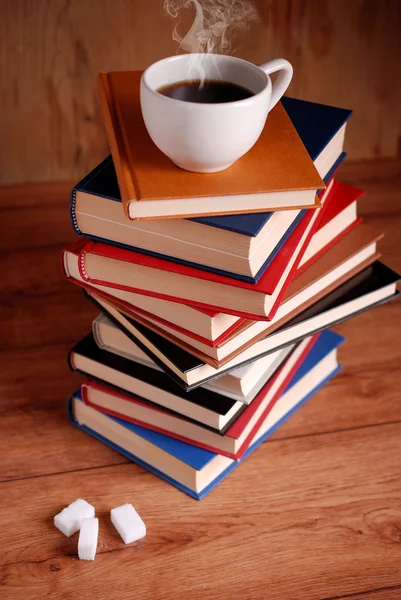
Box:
[111,503,146,544]
[54,498,95,537]
[78,517,99,561]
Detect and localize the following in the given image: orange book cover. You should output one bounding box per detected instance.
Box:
[97,71,324,221]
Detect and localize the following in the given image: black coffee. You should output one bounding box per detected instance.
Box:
[157,80,254,103]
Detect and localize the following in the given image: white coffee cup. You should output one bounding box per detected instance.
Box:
[140,53,293,173]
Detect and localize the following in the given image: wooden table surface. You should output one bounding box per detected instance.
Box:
[1,160,401,600]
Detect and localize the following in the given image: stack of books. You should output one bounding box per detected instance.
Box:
[63,72,400,499]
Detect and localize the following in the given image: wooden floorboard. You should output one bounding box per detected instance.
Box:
[1,422,401,599]
[321,587,401,600]
[1,160,401,599]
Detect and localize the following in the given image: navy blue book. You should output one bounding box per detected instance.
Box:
[70,98,351,282]
[69,329,344,500]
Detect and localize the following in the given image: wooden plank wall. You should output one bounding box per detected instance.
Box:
[0,0,400,185]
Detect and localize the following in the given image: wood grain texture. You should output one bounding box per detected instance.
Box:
[1,425,401,599]
[1,0,401,185]
[0,159,401,598]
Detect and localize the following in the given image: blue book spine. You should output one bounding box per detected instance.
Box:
[70,156,116,236]
[70,188,81,235]
[68,329,344,499]
[69,365,341,500]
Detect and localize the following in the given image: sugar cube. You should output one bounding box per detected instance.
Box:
[111,503,146,544]
[78,517,99,561]
[54,498,95,537]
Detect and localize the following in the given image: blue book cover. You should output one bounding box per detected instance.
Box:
[197,99,351,235]
[69,330,344,500]
[281,97,352,164]
[70,98,350,282]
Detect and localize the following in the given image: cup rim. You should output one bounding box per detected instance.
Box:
[141,53,270,107]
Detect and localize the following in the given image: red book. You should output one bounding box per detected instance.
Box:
[297,181,363,273]
[62,181,361,344]
[317,181,363,229]
[62,239,246,342]
[74,185,335,320]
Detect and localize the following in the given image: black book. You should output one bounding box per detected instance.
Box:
[69,333,295,433]
[86,261,400,391]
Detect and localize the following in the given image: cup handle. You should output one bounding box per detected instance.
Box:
[259,58,293,111]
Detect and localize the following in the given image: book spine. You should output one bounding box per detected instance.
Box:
[80,382,92,406]
[69,188,82,235]
[97,73,137,220]
[67,393,80,425]
[69,156,115,235]
[61,241,88,282]
[67,347,76,373]
[60,246,79,282]
[92,319,107,351]
[77,241,96,282]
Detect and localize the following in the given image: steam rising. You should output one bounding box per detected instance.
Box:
[163,0,259,82]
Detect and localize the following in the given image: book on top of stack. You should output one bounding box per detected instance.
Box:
[62,72,400,499]
[70,91,348,280]
[96,71,326,220]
